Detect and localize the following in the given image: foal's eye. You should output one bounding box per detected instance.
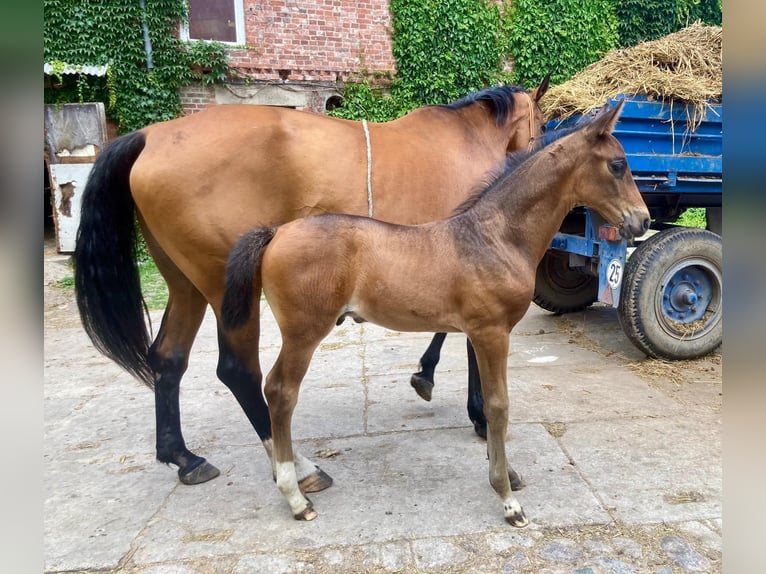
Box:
[609,157,627,179]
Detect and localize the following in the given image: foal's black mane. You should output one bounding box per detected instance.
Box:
[449,116,594,217]
[440,85,526,126]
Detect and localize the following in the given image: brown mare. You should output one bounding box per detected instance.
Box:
[220,101,650,526]
[73,80,549,491]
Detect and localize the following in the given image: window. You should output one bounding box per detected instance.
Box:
[181,0,245,44]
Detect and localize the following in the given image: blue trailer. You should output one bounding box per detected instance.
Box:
[536,95,722,360]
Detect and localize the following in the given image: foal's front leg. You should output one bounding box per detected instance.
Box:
[466,340,524,490]
[470,331,528,527]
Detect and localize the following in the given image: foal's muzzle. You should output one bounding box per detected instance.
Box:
[620,210,651,240]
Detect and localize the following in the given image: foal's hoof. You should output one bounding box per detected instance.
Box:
[294,500,318,521]
[505,508,529,528]
[178,459,220,485]
[410,373,434,402]
[509,468,525,491]
[299,468,334,493]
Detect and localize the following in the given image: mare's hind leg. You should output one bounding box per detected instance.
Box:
[467,339,524,491]
[217,325,333,493]
[410,332,447,401]
[142,227,219,484]
[148,285,220,485]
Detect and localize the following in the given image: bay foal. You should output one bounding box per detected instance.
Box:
[221,101,649,526]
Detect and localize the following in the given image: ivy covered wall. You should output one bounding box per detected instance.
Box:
[505,0,619,88]
[44,0,191,133]
[615,0,722,47]
[44,0,722,131]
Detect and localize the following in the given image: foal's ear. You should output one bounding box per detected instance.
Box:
[587,99,624,139]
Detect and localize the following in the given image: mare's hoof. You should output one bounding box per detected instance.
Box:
[294,500,318,521]
[473,421,487,439]
[299,468,334,493]
[178,459,220,485]
[410,373,434,402]
[509,469,525,491]
[505,509,529,528]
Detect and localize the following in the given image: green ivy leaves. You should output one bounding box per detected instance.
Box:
[45,0,722,132]
[507,0,619,87]
[332,0,512,122]
[44,0,206,133]
[391,0,507,105]
[615,0,722,47]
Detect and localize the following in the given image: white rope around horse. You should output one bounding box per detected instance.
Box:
[362,119,373,217]
[526,93,537,151]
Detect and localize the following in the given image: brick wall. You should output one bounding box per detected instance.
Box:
[179,1,395,115]
[232,0,395,81]
[179,84,217,116]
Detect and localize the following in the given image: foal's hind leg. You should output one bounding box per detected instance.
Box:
[217,324,332,493]
[410,332,447,401]
[263,330,333,520]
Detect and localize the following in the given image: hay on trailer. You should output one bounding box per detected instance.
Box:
[540,22,722,127]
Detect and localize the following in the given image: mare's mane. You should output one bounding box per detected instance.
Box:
[439,85,526,126]
[448,115,596,217]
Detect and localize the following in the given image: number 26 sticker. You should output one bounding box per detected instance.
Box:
[607,259,623,289]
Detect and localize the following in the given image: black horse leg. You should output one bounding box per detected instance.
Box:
[410,332,447,401]
[465,338,487,438]
[215,329,271,439]
[466,339,524,491]
[150,345,221,485]
[216,329,333,493]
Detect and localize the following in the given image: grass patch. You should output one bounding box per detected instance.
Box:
[55,276,75,289]
[138,259,168,310]
[674,207,706,228]
[52,259,168,311]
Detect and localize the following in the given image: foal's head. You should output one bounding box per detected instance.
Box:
[562,101,650,240]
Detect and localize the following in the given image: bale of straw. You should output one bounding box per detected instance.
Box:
[540,22,721,126]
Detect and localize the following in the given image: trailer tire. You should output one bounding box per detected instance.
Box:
[618,227,722,360]
[533,250,598,314]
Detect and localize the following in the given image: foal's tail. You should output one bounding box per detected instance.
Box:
[221,227,277,330]
[73,131,155,387]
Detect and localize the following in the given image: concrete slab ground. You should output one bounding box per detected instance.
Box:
[43,248,722,573]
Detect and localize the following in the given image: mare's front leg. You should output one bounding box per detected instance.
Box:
[149,290,220,485]
[410,332,447,401]
[465,338,487,438]
[470,330,528,527]
[218,323,333,494]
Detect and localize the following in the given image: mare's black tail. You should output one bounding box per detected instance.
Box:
[221,227,276,330]
[73,131,154,387]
